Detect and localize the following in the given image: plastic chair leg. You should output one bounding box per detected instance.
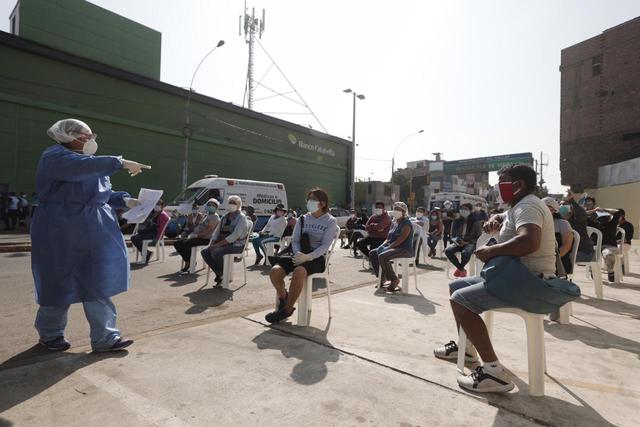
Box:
[623,251,630,274]
[141,241,149,264]
[221,255,233,289]
[590,261,603,299]
[524,314,546,396]
[413,263,418,290]
[242,255,247,285]
[401,261,409,295]
[325,277,332,319]
[205,267,211,286]
[483,311,494,339]
[457,326,467,375]
[297,278,312,326]
[189,247,198,274]
[558,303,571,324]
[614,255,623,283]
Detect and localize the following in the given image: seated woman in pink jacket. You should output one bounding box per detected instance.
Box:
[131,199,170,263]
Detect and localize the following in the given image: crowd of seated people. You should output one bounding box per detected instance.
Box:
[115,164,636,396]
[252,204,287,266]
[131,199,170,264]
[356,201,391,261]
[174,198,221,273]
[444,203,483,277]
[200,195,253,286]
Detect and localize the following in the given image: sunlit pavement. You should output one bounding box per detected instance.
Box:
[1,242,639,426]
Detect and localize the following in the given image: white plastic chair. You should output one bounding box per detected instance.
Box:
[297,229,340,326]
[557,230,580,324]
[133,220,169,264]
[263,229,287,267]
[205,223,254,288]
[445,233,493,279]
[188,225,220,274]
[614,227,626,283]
[584,226,604,299]
[376,231,421,295]
[457,308,547,397]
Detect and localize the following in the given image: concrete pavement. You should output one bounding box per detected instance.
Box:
[1,243,639,426]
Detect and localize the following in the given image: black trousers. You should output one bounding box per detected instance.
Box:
[174,237,210,263]
[356,236,386,258]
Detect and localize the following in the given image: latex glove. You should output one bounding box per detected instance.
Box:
[293,252,313,266]
[122,159,152,176]
[123,197,141,209]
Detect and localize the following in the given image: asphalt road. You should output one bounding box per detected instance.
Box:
[0,245,446,365]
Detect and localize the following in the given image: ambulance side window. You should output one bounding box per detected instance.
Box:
[196,189,224,205]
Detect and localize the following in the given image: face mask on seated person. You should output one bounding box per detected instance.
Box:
[373,208,383,216]
[307,200,320,213]
[459,209,470,218]
[430,215,438,221]
[392,209,403,219]
[207,206,217,214]
[559,205,571,218]
[228,204,239,213]
[416,212,424,219]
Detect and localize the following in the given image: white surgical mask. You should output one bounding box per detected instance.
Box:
[373,208,383,216]
[307,200,320,213]
[228,204,239,213]
[416,212,424,218]
[392,210,403,219]
[82,138,98,155]
[459,209,470,218]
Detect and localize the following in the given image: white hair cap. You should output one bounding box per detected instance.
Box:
[227,195,242,207]
[206,198,220,207]
[46,119,92,143]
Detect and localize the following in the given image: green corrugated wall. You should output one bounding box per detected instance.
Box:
[0,41,349,208]
[17,0,161,79]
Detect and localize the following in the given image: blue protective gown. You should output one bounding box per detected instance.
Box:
[31,144,131,306]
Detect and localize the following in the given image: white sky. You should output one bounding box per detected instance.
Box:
[3,0,640,191]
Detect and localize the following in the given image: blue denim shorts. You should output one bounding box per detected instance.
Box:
[449,276,511,314]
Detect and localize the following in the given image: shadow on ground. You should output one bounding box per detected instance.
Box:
[544,320,640,360]
[0,350,128,414]
[183,286,237,314]
[487,372,618,426]
[252,322,339,385]
[373,287,440,315]
[575,295,640,320]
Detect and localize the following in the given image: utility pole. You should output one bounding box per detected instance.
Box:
[240,2,265,110]
[538,151,548,188]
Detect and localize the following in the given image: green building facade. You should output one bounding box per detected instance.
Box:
[0,5,350,208]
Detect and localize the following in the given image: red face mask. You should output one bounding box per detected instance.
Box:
[498,182,515,204]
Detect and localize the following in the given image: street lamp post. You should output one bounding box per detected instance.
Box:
[343,88,365,209]
[182,40,225,190]
[390,129,424,181]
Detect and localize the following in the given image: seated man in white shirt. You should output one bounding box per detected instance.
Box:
[253,204,287,265]
[433,163,556,393]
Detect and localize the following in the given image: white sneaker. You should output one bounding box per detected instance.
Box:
[433,340,478,362]
[457,366,515,393]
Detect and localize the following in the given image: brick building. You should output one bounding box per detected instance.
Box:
[559,17,640,191]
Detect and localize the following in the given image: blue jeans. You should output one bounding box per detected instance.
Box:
[252,235,279,257]
[445,243,476,270]
[450,276,510,314]
[35,299,121,351]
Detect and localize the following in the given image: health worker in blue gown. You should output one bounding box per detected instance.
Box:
[31,119,151,352]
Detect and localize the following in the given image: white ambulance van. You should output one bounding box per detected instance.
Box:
[168,175,287,230]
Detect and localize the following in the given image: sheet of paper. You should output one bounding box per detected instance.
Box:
[122,188,164,224]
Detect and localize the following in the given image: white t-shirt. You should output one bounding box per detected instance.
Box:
[498,194,556,276]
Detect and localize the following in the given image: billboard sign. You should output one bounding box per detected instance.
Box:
[443,153,533,175]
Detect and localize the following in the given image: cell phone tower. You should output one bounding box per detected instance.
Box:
[239,2,265,110]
